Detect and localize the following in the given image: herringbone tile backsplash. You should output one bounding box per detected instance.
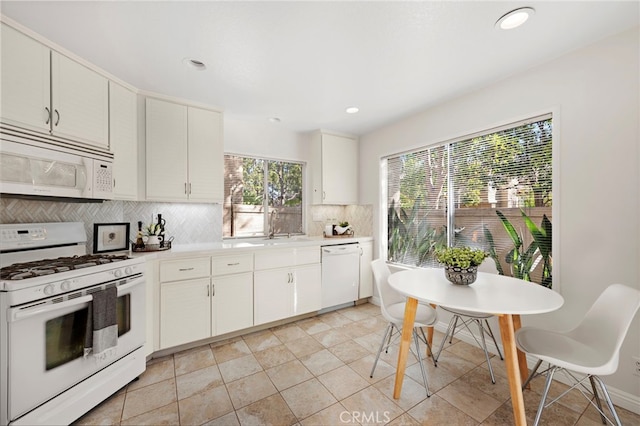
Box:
[0,197,372,253]
[0,197,222,253]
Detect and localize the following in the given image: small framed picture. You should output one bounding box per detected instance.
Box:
[93,222,130,253]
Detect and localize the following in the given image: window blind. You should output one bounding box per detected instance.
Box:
[385,114,552,286]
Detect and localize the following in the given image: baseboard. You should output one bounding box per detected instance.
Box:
[432,320,640,415]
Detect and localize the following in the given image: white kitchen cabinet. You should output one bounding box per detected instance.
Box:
[212,272,253,335]
[211,253,254,335]
[144,258,159,357]
[188,106,224,202]
[109,82,138,200]
[159,253,255,349]
[159,256,211,349]
[0,23,109,149]
[254,247,321,325]
[160,277,211,349]
[294,263,322,315]
[359,240,374,298]
[145,97,223,202]
[51,52,109,148]
[0,23,50,134]
[311,130,359,205]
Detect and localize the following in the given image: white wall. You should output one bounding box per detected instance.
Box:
[359,28,640,402]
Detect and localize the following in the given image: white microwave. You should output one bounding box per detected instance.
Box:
[0,139,113,200]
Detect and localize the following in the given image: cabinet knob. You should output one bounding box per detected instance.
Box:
[178,267,194,272]
[54,109,60,126]
[44,106,51,125]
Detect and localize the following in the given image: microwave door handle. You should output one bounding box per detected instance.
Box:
[9,295,93,322]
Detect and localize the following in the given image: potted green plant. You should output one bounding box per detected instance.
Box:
[435,246,489,285]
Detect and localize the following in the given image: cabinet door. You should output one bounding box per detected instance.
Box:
[254,268,293,325]
[109,82,137,200]
[212,272,253,335]
[0,23,50,133]
[293,263,321,315]
[160,278,211,349]
[321,133,358,204]
[145,259,159,356]
[51,52,109,148]
[359,241,374,298]
[146,98,188,200]
[187,107,223,202]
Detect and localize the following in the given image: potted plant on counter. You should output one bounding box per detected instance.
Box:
[435,246,488,285]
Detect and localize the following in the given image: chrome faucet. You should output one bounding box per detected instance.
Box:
[268,209,278,239]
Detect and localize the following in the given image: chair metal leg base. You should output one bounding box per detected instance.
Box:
[370,323,393,378]
[434,313,500,383]
[370,322,432,396]
[529,364,623,426]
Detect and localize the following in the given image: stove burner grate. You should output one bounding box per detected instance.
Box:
[0,254,131,280]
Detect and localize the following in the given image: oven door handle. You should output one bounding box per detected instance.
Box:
[9,277,144,322]
[9,295,94,322]
[117,276,145,294]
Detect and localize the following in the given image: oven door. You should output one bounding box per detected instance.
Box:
[6,275,145,421]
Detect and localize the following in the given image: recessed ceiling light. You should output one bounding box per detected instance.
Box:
[268,117,281,123]
[495,7,535,30]
[346,106,359,114]
[182,57,206,70]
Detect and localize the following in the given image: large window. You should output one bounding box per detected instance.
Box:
[223,155,304,237]
[385,114,553,287]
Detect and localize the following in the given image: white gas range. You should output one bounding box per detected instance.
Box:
[0,222,146,426]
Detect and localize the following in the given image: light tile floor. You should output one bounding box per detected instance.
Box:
[75,303,639,425]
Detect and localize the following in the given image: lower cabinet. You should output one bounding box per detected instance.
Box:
[160,277,211,349]
[254,247,321,326]
[212,272,253,335]
[159,254,254,350]
[359,240,374,298]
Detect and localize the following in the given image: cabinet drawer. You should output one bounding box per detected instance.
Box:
[160,257,210,282]
[212,254,253,276]
[254,247,320,270]
[296,247,321,265]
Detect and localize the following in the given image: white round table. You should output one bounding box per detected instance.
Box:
[388,267,564,426]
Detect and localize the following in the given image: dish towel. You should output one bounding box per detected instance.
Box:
[84,286,118,363]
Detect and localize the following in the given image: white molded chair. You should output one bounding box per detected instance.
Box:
[516,283,640,426]
[370,259,438,396]
[433,259,504,383]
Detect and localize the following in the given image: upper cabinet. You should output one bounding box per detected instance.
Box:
[310,130,359,205]
[109,82,138,200]
[1,23,109,150]
[0,23,50,134]
[145,97,223,202]
[50,52,109,148]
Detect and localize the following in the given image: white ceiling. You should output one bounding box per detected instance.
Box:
[1,1,638,136]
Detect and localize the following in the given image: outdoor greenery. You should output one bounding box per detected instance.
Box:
[223,155,303,237]
[387,198,447,267]
[435,246,489,269]
[389,118,552,214]
[485,209,552,288]
[387,117,553,287]
[240,158,302,207]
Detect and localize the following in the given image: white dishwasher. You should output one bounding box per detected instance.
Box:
[321,243,360,309]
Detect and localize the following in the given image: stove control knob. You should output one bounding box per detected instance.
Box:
[44,284,55,296]
[114,269,123,278]
[61,281,71,292]
[125,266,133,275]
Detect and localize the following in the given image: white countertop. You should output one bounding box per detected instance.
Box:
[130,235,373,259]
